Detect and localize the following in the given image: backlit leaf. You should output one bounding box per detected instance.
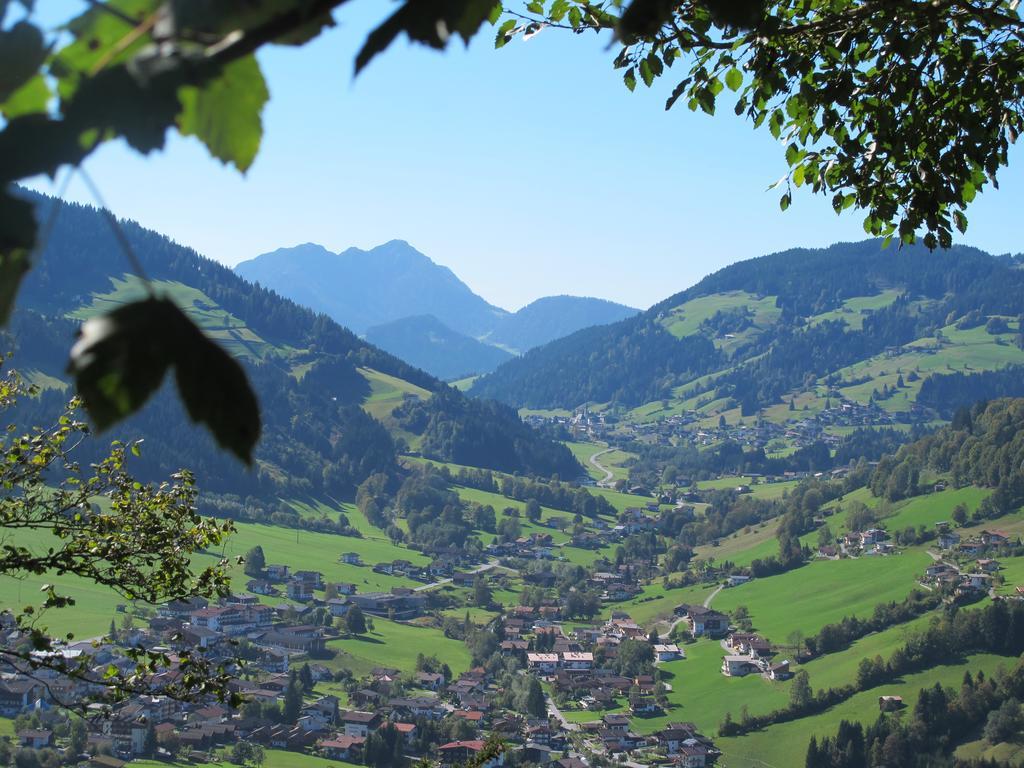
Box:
[177,56,268,173]
[68,297,261,464]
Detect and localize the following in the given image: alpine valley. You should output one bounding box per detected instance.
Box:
[9,194,1024,768]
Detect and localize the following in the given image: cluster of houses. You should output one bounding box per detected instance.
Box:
[719,633,792,680]
[936,527,1011,557]
[577,716,720,766]
[0,551,738,768]
[920,526,1019,598]
[840,527,895,556]
[921,561,997,597]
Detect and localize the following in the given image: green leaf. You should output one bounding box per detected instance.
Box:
[173,312,261,465]
[724,67,742,92]
[64,66,182,155]
[0,189,36,325]
[665,77,690,110]
[0,74,50,119]
[356,0,500,74]
[177,56,268,173]
[53,0,157,101]
[68,299,179,433]
[624,67,637,93]
[170,0,333,45]
[639,59,654,88]
[67,297,261,464]
[779,192,791,211]
[494,18,516,48]
[549,0,570,22]
[953,210,968,234]
[0,21,48,104]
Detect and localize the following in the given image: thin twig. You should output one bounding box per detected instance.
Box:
[90,9,161,76]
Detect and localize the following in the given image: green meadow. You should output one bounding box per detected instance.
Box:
[71,276,281,362]
[611,582,718,628]
[215,522,429,594]
[713,551,933,641]
[719,654,1013,768]
[879,486,990,531]
[0,515,432,639]
[325,618,472,677]
[357,366,433,450]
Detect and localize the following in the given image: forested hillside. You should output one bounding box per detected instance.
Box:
[9,193,580,508]
[872,398,1024,514]
[470,240,1024,416]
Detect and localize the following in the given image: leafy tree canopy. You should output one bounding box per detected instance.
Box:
[0,367,238,708]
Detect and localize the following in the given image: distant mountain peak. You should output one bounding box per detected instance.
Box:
[236,241,504,336]
[234,241,642,371]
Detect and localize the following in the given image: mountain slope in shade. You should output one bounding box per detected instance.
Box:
[365,315,515,380]
[487,295,640,353]
[235,240,508,337]
[11,193,582,495]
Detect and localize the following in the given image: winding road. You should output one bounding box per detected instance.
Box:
[588,447,616,488]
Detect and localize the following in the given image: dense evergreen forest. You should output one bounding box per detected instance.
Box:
[7,192,580,511]
[394,388,579,478]
[470,317,721,408]
[470,240,1024,410]
[917,366,1024,417]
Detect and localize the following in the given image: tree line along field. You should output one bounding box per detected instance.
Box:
[718,654,1014,767]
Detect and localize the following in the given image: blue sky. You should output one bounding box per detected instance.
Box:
[32,1,1024,311]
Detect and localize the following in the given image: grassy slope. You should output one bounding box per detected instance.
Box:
[713,551,933,641]
[719,654,1013,768]
[358,367,432,449]
[325,617,472,677]
[0,516,429,639]
[612,582,718,628]
[880,486,990,531]
[567,441,605,481]
[70,276,282,362]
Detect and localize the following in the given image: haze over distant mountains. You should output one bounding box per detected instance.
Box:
[235,241,639,379]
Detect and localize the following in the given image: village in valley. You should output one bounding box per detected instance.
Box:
[6,454,1024,768]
